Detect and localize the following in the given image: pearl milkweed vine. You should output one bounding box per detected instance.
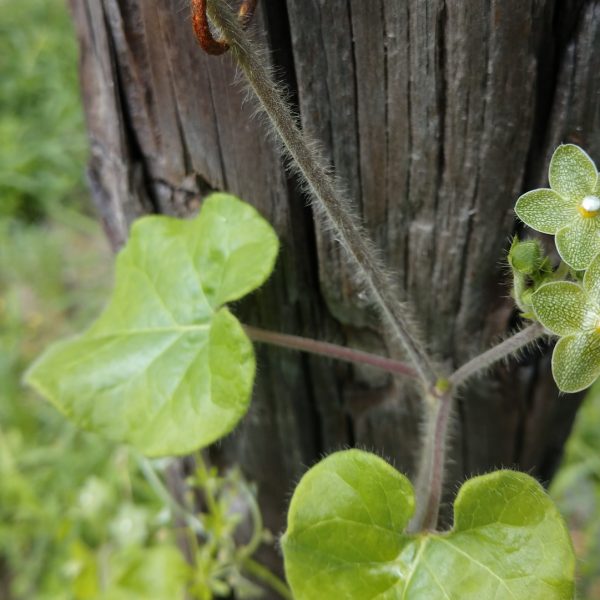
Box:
[26,1,597,598]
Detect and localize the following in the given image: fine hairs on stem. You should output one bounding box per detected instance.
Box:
[408,322,546,530]
[244,324,418,378]
[449,322,546,388]
[205,0,438,390]
[408,390,453,533]
[198,0,550,535]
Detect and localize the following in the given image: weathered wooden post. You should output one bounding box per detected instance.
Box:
[69,0,599,580]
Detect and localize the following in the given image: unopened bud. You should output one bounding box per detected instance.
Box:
[508,237,545,276]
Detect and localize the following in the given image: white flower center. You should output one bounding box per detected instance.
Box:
[581,195,600,212]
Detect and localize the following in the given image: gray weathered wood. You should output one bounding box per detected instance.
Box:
[69,0,599,586]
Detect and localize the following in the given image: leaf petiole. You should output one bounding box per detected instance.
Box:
[244,324,418,378]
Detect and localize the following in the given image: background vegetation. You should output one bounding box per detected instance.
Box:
[0,0,598,598]
[0,1,190,598]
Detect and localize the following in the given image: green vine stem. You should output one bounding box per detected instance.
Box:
[199,0,553,537]
[246,322,547,392]
[242,557,293,600]
[408,389,454,533]
[407,322,546,531]
[247,320,547,533]
[204,0,437,390]
[138,456,206,536]
[244,325,418,378]
[449,322,546,389]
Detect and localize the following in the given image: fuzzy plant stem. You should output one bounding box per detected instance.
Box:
[200,1,551,535]
[205,0,437,390]
[409,322,545,531]
[449,322,546,389]
[244,325,418,378]
[408,389,453,532]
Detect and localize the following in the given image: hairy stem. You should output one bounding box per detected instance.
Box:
[408,323,544,532]
[408,390,453,532]
[449,322,546,389]
[200,1,552,537]
[244,325,417,378]
[205,0,437,389]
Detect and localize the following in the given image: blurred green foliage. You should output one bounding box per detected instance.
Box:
[0,3,285,599]
[1,1,598,599]
[0,218,190,599]
[552,386,600,599]
[0,1,187,597]
[0,0,87,222]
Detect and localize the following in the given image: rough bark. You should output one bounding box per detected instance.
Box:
[69,0,600,585]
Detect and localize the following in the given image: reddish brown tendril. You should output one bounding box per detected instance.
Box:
[237,0,258,27]
[191,0,259,56]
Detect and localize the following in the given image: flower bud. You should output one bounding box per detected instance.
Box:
[508,237,545,276]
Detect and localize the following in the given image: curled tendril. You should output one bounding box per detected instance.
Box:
[191,0,259,55]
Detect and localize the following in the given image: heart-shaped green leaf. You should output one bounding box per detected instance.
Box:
[25,193,279,456]
[282,450,575,599]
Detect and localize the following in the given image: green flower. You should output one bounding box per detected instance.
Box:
[515,144,600,270]
[532,253,600,392]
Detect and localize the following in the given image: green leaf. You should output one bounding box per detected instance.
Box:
[188,193,281,307]
[282,449,575,600]
[25,194,279,456]
[555,216,600,270]
[514,189,577,234]
[552,332,600,393]
[531,281,589,336]
[549,144,598,201]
